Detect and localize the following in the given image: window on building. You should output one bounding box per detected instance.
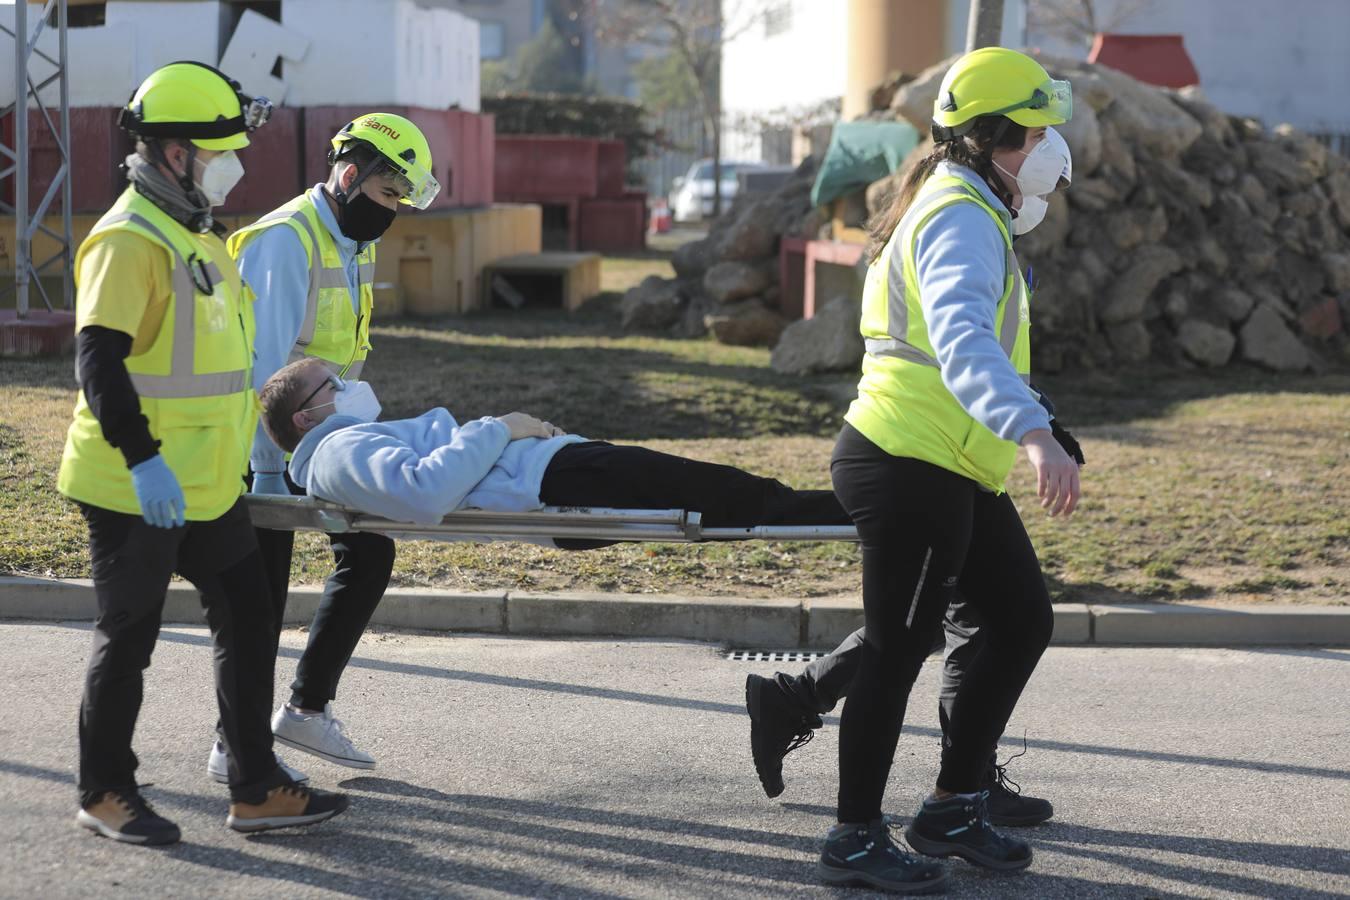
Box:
[479,21,506,60]
[764,1,791,38]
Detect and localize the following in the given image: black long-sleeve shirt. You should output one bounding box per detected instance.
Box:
[75,325,159,468]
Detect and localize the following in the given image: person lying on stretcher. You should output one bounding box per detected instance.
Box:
[257,358,849,542]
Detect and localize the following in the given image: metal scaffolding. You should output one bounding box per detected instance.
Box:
[1,0,73,318]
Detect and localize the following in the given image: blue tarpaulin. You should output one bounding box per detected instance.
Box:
[810,120,921,208]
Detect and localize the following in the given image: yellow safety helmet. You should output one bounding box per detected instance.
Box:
[329,113,441,210]
[118,61,272,151]
[932,47,1072,142]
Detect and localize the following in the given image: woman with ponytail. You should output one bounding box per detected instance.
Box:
[814,48,1079,893]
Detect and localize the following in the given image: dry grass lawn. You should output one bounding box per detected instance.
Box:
[2,309,1346,605]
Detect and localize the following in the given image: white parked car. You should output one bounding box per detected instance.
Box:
[670,159,761,222]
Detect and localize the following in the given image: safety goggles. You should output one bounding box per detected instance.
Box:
[298,373,345,414]
[386,152,442,210]
[985,78,1073,123]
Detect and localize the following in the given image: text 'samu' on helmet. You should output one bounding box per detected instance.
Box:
[330,113,441,209]
[117,61,272,152]
[931,47,1073,141]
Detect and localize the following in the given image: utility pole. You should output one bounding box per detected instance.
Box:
[965,0,1005,51]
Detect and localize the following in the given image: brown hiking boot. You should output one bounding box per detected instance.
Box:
[226,782,350,833]
[76,788,181,846]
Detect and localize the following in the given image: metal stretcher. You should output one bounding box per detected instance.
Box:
[244,494,859,543]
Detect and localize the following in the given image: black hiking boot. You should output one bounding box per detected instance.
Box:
[904,790,1033,871]
[984,754,1054,826]
[745,673,822,798]
[819,819,948,893]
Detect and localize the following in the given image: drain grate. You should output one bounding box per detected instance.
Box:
[727,650,825,663]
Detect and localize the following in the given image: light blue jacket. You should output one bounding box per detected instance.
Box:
[288,410,587,525]
[237,185,370,476]
[915,162,1050,444]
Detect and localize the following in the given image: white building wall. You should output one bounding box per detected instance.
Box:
[1025,0,1350,136]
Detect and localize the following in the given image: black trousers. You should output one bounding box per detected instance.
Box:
[828,423,1052,823]
[539,441,850,540]
[78,499,286,805]
[252,472,396,711]
[778,602,987,757]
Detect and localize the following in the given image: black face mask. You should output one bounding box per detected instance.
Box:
[335,189,397,242]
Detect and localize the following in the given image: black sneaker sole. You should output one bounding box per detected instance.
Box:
[818,859,949,894]
[904,827,1033,871]
[745,674,785,799]
[988,805,1054,827]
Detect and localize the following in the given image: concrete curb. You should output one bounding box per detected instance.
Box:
[1,576,1346,647]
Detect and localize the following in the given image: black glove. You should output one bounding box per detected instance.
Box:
[1050,419,1086,466]
[1029,381,1085,466]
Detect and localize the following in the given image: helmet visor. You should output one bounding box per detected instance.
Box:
[992,77,1073,123]
[388,154,441,209]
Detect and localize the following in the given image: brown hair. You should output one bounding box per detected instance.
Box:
[866,117,1027,263]
[258,358,324,453]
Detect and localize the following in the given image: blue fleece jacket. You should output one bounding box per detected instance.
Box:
[914,162,1050,444]
[288,410,587,525]
[237,184,370,476]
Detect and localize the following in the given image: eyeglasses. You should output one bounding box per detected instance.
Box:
[297,373,344,414]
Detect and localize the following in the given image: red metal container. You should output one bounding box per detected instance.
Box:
[494,135,600,202]
[20,107,127,214]
[217,106,303,216]
[477,113,496,206]
[1087,33,1200,89]
[577,195,647,253]
[596,139,627,198]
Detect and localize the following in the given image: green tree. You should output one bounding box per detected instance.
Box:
[481,20,594,96]
[632,50,700,113]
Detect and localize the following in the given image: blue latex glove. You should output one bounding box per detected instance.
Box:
[251,471,289,496]
[129,455,186,528]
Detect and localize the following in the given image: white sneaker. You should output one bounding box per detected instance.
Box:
[271,703,376,769]
[206,740,309,785]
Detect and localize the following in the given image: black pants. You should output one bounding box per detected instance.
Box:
[78,499,286,805]
[829,423,1052,823]
[778,600,987,756]
[539,441,850,542]
[252,471,396,711]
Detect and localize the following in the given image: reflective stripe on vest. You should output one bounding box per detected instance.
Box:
[233,198,375,380]
[91,212,248,398]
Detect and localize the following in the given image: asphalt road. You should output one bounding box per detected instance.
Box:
[1,622,1347,899]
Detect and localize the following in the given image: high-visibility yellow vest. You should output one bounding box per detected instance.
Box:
[227,193,375,379]
[845,174,1032,492]
[58,188,257,520]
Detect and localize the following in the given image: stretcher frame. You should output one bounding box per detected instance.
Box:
[244,495,859,543]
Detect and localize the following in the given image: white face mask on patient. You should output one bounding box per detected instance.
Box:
[333,380,382,423]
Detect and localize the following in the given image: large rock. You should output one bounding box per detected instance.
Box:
[1176,319,1236,366]
[1105,321,1151,362]
[1324,167,1350,230]
[1298,296,1344,339]
[671,238,717,279]
[771,297,864,375]
[1055,100,1102,178]
[1106,204,1168,251]
[704,299,787,347]
[1323,252,1350,293]
[1207,287,1255,323]
[714,205,778,261]
[703,261,770,304]
[619,276,686,331]
[888,55,954,128]
[1172,86,1237,145]
[1238,304,1312,371]
[1090,64,1203,159]
[1099,247,1185,324]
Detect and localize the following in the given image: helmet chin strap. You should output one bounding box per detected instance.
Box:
[147,138,213,232]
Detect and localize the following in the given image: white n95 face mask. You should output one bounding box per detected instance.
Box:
[333,380,382,423]
[1013,194,1049,235]
[195,150,245,207]
[998,127,1072,198]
